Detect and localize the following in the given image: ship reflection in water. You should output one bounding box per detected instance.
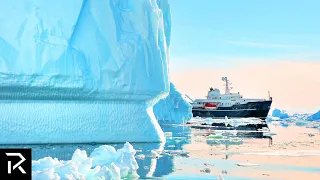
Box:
[1,121,319,179]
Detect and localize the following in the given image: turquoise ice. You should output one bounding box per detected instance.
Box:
[0,0,172,144]
[153,83,192,124]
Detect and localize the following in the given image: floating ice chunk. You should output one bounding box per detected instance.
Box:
[272,109,290,119]
[32,142,139,179]
[295,120,308,127]
[235,162,259,167]
[263,131,277,136]
[200,168,211,173]
[205,118,214,125]
[231,130,238,136]
[280,121,289,127]
[54,161,84,179]
[308,133,315,137]
[32,168,60,180]
[150,150,160,158]
[114,142,139,176]
[164,132,173,137]
[72,149,89,163]
[135,154,146,160]
[32,157,61,171]
[207,134,224,139]
[207,137,243,146]
[90,145,117,167]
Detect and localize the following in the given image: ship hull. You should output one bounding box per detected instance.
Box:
[192,101,272,120]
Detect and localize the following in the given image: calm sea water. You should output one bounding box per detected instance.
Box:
[1,121,320,179]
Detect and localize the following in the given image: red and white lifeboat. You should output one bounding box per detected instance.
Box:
[204,102,218,109]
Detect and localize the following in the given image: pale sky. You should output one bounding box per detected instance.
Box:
[168,0,320,113]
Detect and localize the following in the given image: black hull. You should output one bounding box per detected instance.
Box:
[192,101,272,120]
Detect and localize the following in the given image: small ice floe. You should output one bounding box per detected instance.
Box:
[200,168,211,173]
[206,136,243,146]
[167,145,176,148]
[263,131,277,136]
[205,118,214,125]
[231,129,238,136]
[135,154,146,160]
[280,121,289,127]
[168,150,189,157]
[306,122,320,129]
[207,134,224,139]
[235,162,259,167]
[308,133,315,137]
[295,120,308,127]
[204,162,214,166]
[221,170,227,174]
[32,142,139,180]
[164,132,172,138]
[150,150,160,158]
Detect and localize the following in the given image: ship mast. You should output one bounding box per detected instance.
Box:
[222,77,231,94]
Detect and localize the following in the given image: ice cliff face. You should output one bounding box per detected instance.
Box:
[153,83,193,124]
[0,0,171,144]
[0,0,170,100]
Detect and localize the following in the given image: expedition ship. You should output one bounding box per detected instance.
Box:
[188,77,272,120]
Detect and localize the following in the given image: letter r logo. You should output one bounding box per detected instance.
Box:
[5,153,26,174]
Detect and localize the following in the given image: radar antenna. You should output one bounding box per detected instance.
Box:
[222,77,231,94]
[268,90,272,100]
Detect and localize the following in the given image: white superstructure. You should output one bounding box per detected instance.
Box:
[190,77,268,109]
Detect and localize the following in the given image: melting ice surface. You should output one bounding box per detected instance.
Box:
[0,0,172,143]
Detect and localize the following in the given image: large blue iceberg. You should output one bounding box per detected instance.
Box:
[153,83,192,124]
[0,0,171,144]
[308,110,320,121]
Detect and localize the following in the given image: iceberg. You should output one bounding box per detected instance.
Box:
[0,0,171,144]
[308,110,320,121]
[153,83,192,124]
[271,108,290,119]
[32,142,139,179]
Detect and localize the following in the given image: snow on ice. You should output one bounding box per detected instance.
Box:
[32,142,139,180]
